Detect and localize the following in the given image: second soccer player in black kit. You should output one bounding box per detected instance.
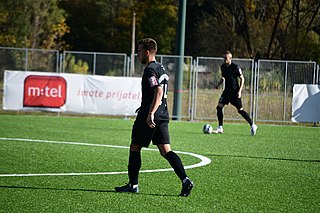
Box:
[115,38,193,197]
[213,50,258,135]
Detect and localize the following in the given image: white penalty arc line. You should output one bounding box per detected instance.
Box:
[0,137,211,177]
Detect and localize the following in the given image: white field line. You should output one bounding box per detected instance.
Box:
[0,137,211,177]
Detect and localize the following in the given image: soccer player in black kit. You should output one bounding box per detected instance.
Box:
[213,50,258,136]
[115,38,193,196]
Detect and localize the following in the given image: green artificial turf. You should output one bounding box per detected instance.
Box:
[0,114,319,212]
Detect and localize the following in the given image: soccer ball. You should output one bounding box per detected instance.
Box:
[203,124,213,134]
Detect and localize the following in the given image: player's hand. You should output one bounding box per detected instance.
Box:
[147,113,156,128]
[238,91,242,98]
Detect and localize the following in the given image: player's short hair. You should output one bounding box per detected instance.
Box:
[138,38,157,54]
[224,50,232,57]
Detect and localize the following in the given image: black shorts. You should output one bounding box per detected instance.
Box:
[131,118,170,148]
[219,91,243,109]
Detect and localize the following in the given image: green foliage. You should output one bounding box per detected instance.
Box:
[42,19,70,50]
[259,69,284,92]
[0,0,68,49]
[64,54,89,74]
[134,1,178,54]
[186,0,320,61]
[242,68,253,91]
[59,0,178,54]
[286,30,320,61]
[1,0,319,62]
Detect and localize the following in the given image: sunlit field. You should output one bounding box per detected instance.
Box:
[0,114,319,212]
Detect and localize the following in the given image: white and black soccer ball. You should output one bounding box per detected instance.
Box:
[203,124,213,134]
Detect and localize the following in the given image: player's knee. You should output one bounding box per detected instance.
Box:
[237,108,244,113]
[216,105,222,111]
[130,143,142,152]
[157,144,171,157]
[160,149,171,157]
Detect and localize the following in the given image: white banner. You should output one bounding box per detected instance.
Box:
[292,84,320,122]
[3,70,141,116]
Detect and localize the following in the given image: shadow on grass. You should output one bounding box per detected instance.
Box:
[207,154,320,163]
[0,185,178,197]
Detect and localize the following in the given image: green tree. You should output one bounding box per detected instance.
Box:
[283,0,320,60]
[0,0,69,50]
[185,0,320,61]
[59,0,178,54]
[133,0,178,54]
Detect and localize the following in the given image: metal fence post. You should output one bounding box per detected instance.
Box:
[313,62,317,84]
[316,64,320,84]
[93,53,96,75]
[283,62,288,121]
[25,49,28,71]
[123,56,129,77]
[255,60,260,122]
[252,61,258,123]
[59,53,63,73]
[190,59,197,121]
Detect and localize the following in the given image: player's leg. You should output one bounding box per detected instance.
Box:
[233,98,258,136]
[238,108,253,126]
[114,143,142,193]
[154,122,193,196]
[157,144,194,196]
[213,102,225,134]
[217,103,224,126]
[115,119,152,193]
[115,146,142,192]
[238,108,258,135]
[158,144,187,181]
[232,97,252,125]
[127,143,142,188]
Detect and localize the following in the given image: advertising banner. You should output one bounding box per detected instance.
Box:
[292,84,320,122]
[3,70,141,116]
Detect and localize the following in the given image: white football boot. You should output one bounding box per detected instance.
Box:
[251,124,258,136]
[212,126,224,134]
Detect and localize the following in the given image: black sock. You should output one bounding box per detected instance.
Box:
[164,151,187,181]
[238,110,253,126]
[217,106,223,126]
[128,151,141,185]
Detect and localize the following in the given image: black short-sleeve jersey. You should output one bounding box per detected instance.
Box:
[221,62,243,94]
[139,61,169,121]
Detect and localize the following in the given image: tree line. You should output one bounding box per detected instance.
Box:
[0,0,319,61]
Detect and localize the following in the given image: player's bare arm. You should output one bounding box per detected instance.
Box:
[147,85,163,128]
[238,75,244,98]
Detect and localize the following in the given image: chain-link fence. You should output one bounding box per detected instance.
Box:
[0,47,59,80]
[255,60,318,122]
[193,57,255,122]
[62,51,127,76]
[1,46,319,123]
